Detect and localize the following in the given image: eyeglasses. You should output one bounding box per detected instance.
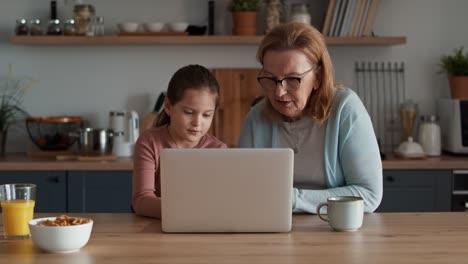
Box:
[257,66,319,92]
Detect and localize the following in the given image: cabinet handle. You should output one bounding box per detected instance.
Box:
[48,176,60,183]
[385,176,395,183]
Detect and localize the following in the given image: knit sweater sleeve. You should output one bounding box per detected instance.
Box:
[132,130,162,218]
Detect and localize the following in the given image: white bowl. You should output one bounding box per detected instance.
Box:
[117,22,139,33]
[143,22,164,32]
[166,22,188,32]
[29,217,93,253]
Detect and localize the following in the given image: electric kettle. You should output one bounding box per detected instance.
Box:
[109,110,139,157]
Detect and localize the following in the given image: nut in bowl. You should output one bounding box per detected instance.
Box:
[29,215,93,253]
[117,22,139,33]
[143,22,164,32]
[167,22,189,32]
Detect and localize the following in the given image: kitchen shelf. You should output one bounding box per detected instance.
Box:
[9,35,406,46]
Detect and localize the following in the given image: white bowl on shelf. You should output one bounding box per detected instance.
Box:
[143,22,164,32]
[29,217,93,253]
[117,22,139,33]
[166,22,188,32]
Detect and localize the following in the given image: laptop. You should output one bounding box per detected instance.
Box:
[160,148,294,233]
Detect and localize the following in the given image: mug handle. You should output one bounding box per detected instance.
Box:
[317,202,329,222]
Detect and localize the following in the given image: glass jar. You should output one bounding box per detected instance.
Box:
[400,100,418,141]
[73,4,95,35]
[47,19,62,35]
[418,115,441,156]
[265,0,282,34]
[288,3,311,25]
[29,19,43,35]
[63,19,76,36]
[15,19,29,35]
[94,16,105,36]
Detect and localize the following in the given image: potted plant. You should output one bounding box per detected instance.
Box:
[439,47,468,99]
[0,64,35,156]
[229,0,260,36]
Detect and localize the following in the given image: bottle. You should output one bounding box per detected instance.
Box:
[288,3,311,25]
[47,1,62,35]
[208,0,215,35]
[418,115,441,156]
[50,0,58,20]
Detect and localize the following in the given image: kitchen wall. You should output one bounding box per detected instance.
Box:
[0,0,467,153]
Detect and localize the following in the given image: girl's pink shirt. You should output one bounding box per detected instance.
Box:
[132,126,227,218]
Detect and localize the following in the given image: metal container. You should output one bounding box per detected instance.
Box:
[78,128,113,156]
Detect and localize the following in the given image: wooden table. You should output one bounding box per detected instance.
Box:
[1,213,467,263]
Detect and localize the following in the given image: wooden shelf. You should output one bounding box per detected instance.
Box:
[9,35,406,46]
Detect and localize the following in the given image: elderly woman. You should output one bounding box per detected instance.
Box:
[238,23,382,213]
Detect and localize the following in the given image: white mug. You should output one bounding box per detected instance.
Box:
[316,196,364,232]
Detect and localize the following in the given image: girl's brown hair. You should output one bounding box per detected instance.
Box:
[155,64,220,127]
[257,22,339,123]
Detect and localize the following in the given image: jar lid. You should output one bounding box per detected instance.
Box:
[49,19,61,25]
[420,115,439,122]
[17,19,27,24]
[30,19,41,24]
[65,19,76,24]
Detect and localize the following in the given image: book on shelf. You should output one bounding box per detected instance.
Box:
[329,0,344,36]
[339,0,357,36]
[321,0,337,36]
[362,0,380,36]
[357,0,372,36]
[333,0,349,36]
[350,0,365,36]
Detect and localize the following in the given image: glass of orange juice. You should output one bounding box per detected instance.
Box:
[0,184,36,240]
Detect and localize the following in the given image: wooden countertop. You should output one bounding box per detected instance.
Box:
[0,154,133,171]
[0,213,467,263]
[0,153,468,171]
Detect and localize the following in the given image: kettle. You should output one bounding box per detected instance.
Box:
[109,110,139,157]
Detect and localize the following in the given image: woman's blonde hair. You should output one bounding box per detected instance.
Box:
[257,22,339,123]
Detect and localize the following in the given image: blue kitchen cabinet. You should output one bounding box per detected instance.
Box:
[68,171,133,213]
[0,171,67,213]
[377,170,452,212]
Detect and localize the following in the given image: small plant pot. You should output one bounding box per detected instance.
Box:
[232,11,257,35]
[449,76,468,99]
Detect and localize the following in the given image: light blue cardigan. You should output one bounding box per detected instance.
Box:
[238,88,383,213]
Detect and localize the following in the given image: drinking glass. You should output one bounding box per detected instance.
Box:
[0,184,36,239]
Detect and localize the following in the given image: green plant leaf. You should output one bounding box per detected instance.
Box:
[439,46,468,76]
[229,0,260,12]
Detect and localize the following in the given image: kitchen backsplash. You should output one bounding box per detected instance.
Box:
[0,0,463,153]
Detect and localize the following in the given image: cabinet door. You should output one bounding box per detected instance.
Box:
[68,171,132,213]
[377,170,451,212]
[0,171,67,213]
[212,68,262,147]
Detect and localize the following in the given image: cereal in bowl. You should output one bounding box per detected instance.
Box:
[38,215,92,226]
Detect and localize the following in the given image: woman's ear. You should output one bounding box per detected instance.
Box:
[163,97,171,116]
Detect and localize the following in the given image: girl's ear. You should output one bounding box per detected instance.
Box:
[163,97,171,116]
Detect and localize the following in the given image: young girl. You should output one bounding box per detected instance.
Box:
[132,64,227,218]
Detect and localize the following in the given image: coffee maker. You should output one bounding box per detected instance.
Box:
[109,110,139,157]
